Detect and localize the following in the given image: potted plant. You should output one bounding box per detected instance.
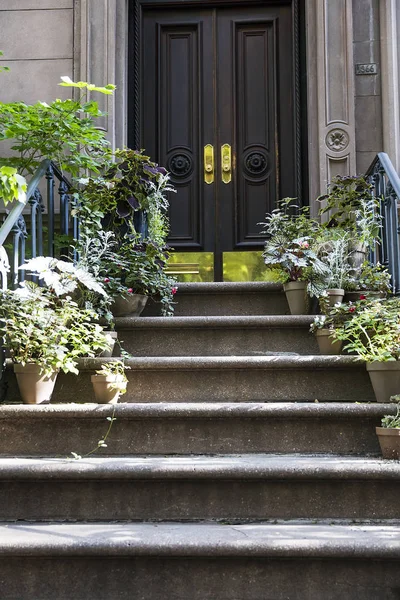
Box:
[314,230,353,305]
[91,359,129,404]
[376,402,400,460]
[260,199,327,314]
[334,297,400,402]
[318,175,382,267]
[309,293,352,354]
[346,261,392,301]
[0,282,111,404]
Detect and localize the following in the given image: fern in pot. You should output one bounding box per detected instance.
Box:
[0,283,111,404]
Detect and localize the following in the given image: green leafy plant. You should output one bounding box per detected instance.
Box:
[0,282,111,376]
[318,175,381,248]
[0,77,115,177]
[312,230,353,292]
[334,297,400,362]
[309,292,354,334]
[348,261,392,294]
[77,148,175,243]
[381,403,400,429]
[96,360,129,381]
[19,256,108,298]
[0,166,27,205]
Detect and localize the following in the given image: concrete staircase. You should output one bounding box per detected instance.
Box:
[1,282,400,600]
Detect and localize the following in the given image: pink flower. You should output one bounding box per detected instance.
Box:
[172,287,178,295]
[104,278,110,283]
[127,288,133,293]
[359,294,366,300]
[301,241,309,249]
[349,306,356,313]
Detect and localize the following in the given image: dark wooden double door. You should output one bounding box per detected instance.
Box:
[134,1,299,279]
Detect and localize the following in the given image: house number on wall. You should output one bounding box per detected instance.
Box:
[355,63,378,75]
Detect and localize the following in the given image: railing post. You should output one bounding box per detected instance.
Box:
[46,165,55,257]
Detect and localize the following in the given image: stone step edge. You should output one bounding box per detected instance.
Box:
[115,315,314,329]
[1,522,400,558]
[5,356,365,372]
[0,454,399,480]
[0,402,393,420]
[176,282,283,294]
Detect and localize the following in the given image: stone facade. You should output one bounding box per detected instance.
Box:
[0,0,398,206]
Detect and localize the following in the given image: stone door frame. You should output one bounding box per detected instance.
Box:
[74,0,400,212]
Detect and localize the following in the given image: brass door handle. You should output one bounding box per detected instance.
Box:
[221,144,232,184]
[204,144,214,184]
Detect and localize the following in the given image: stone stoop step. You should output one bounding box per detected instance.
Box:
[143,281,290,316]
[4,355,375,403]
[1,522,400,599]
[0,402,394,456]
[0,454,400,521]
[115,315,319,356]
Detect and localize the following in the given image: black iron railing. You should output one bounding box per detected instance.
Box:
[0,160,75,289]
[366,152,400,295]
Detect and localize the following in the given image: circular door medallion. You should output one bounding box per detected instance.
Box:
[168,153,193,178]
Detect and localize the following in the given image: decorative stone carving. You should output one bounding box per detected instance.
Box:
[326,129,350,152]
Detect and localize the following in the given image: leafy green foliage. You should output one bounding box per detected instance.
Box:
[313,229,353,291]
[309,293,355,333]
[76,148,175,241]
[0,166,27,205]
[0,77,114,177]
[20,256,108,297]
[318,175,381,248]
[0,282,111,376]
[334,297,400,361]
[347,261,391,294]
[381,403,400,429]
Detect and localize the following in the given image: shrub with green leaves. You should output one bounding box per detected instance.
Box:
[0,77,115,177]
[0,166,27,205]
[334,297,400,362]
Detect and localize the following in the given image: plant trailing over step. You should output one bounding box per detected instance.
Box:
[71,409,117,460]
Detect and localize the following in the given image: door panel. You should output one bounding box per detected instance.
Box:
[137,1,298,280]
[142,10,215,251]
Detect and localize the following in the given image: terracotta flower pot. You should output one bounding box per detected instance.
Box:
[326,288,345,307]
[98,331,118,358]
[376,427,400,459]
[366,361,400,403]
[315,329,343,355]
[283,281,308,315]
[111,293,148,317]
[91,374,127,404]
[14,363,58,405]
